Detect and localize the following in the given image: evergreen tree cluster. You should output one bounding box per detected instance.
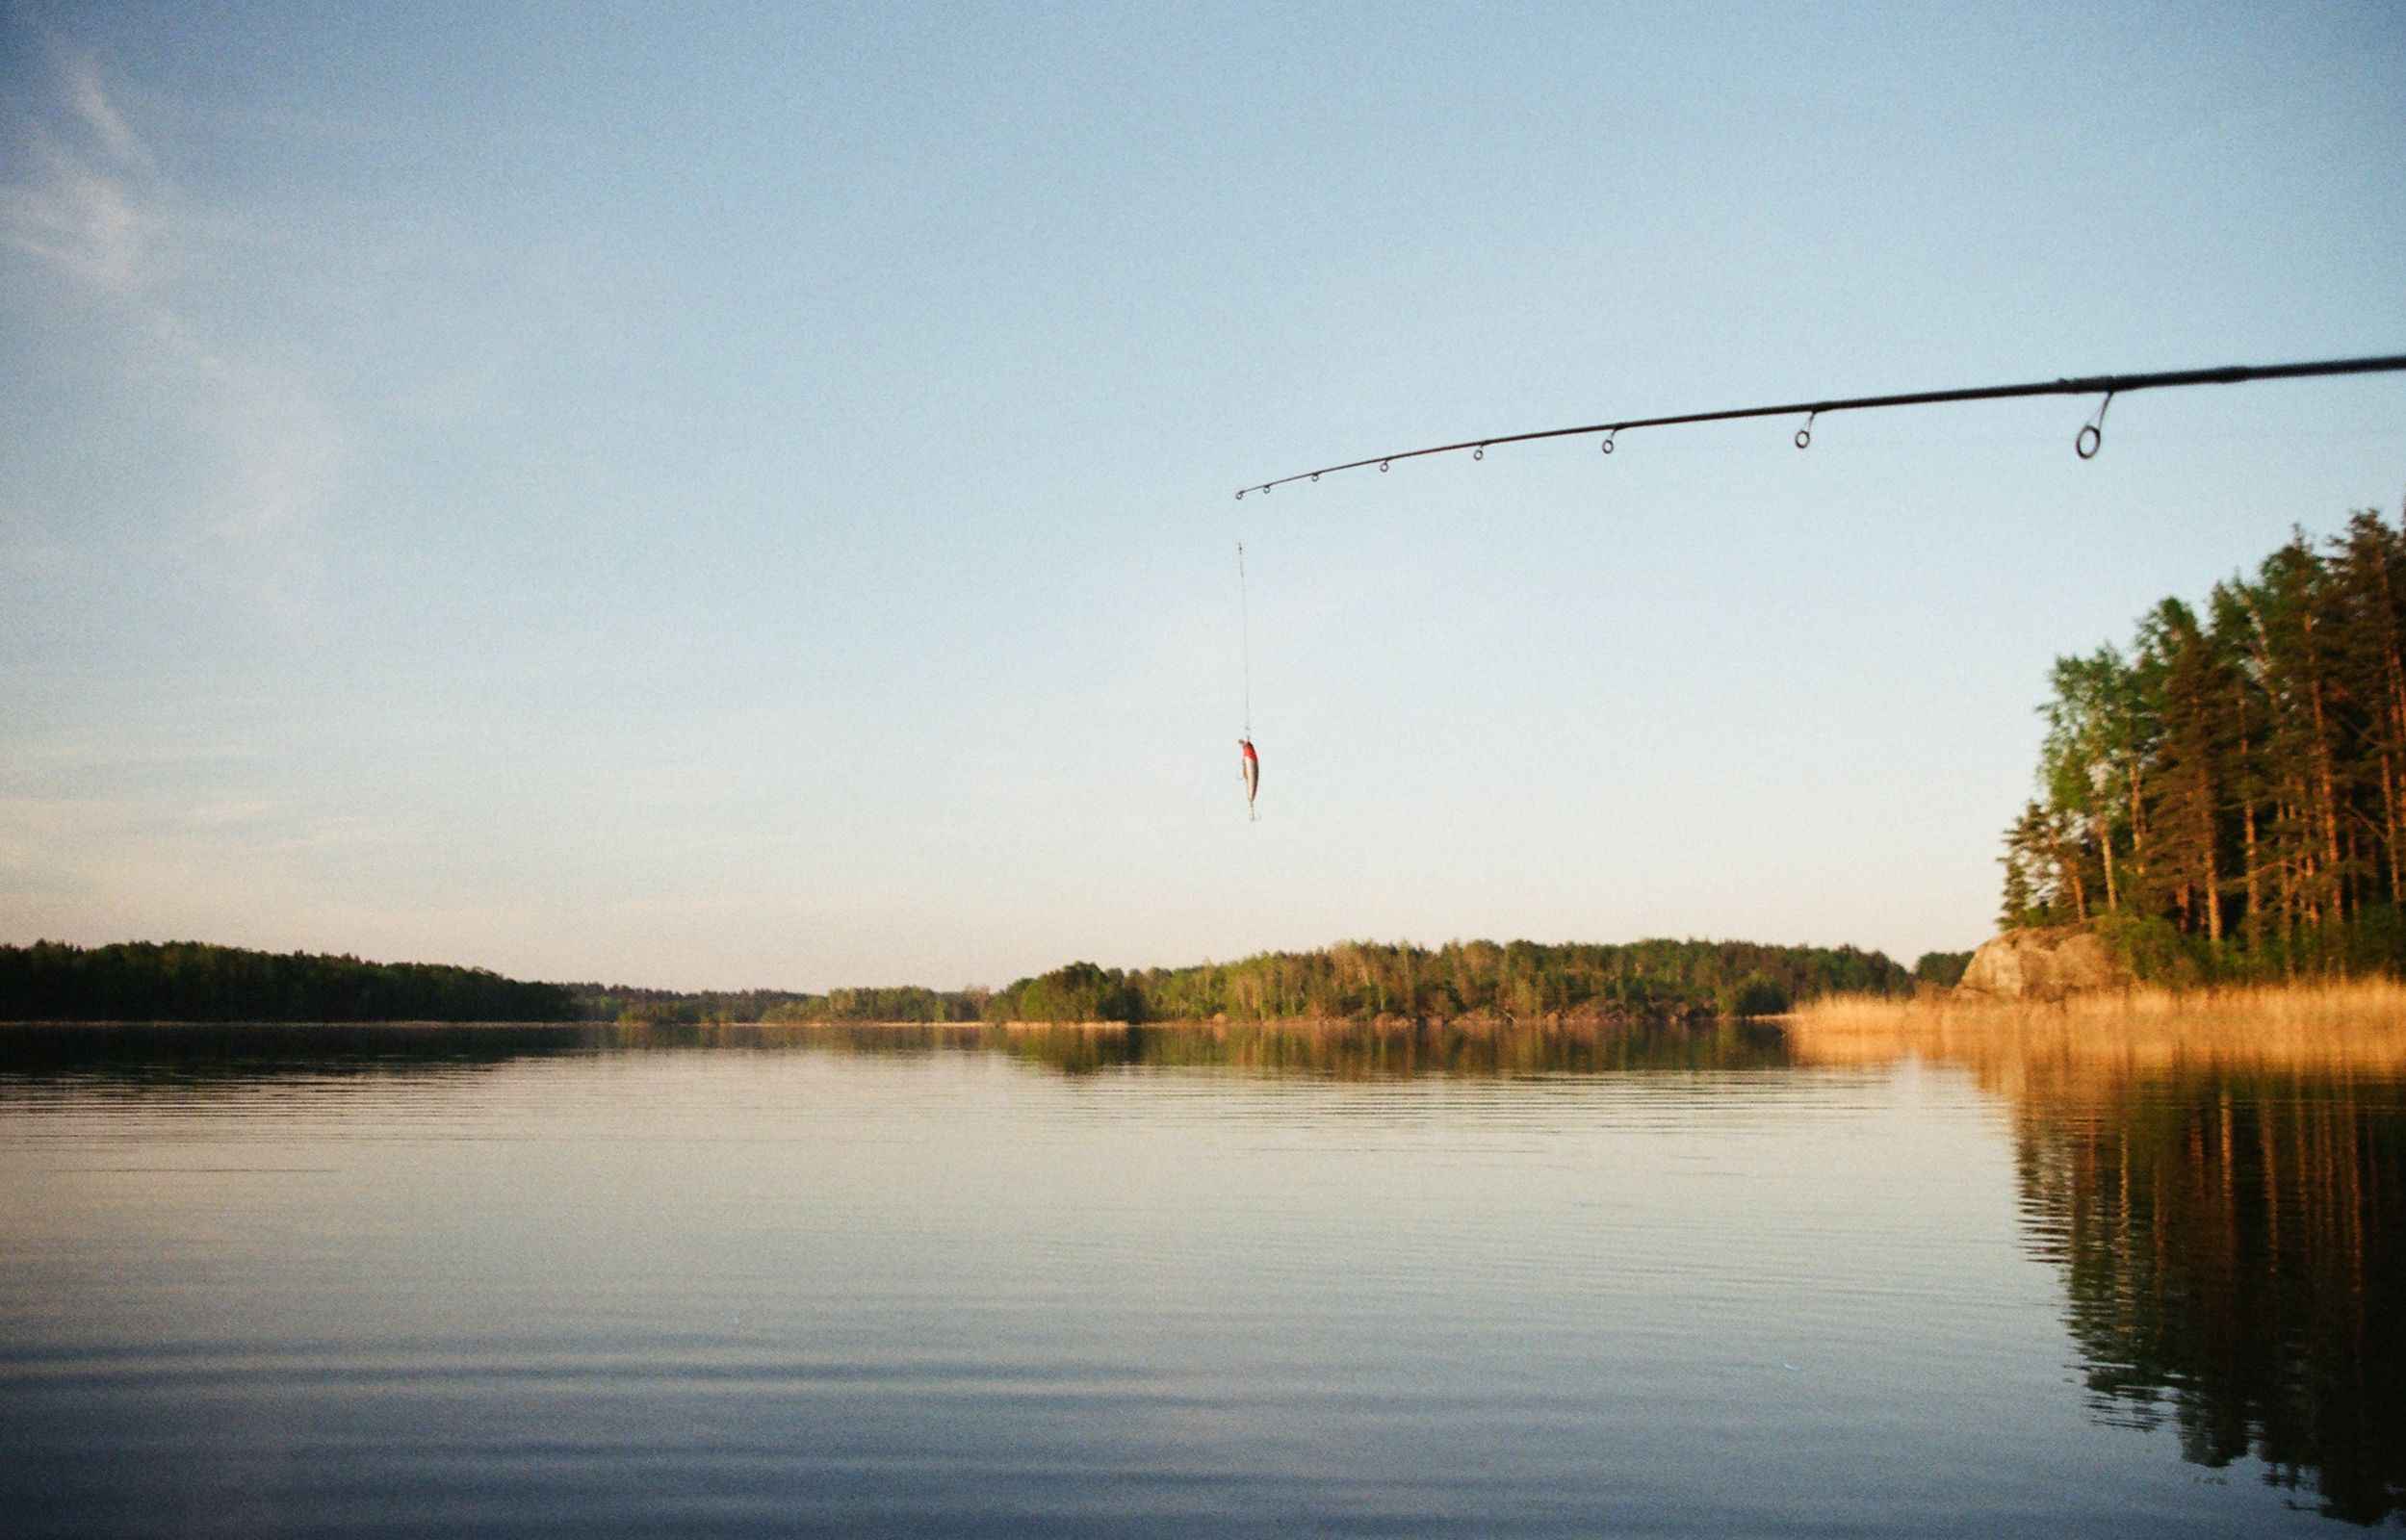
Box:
[0,940,579,1022]
[2005,507,2406,979]
[982,937,1908,1024]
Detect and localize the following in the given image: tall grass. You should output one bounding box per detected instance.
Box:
[1788,980,2406,1074]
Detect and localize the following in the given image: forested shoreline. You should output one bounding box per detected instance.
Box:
[2005,504,2406,981]
[2,937,1926,1026]
[0,940,580,1023]
[976,938,1913,1024]
[586,937,1923,1025]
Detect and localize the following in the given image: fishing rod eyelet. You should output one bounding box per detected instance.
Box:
[1379,460,1390,473]
[1599,431,1616,455]
[1309,473,1319,482]
[1234,489,1245,500]
[1794,428,1811,450]
[2076,390,2114,460]
[1473,444,1486,461]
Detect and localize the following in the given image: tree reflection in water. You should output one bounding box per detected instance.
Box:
[0,1017,1795,1082]
[10,1014,2396,1522]
[991,1017,1793,1078]
[1790,1014,2406,1526]
[2014,1068,2404,1524]
[901,1012,2406,1524]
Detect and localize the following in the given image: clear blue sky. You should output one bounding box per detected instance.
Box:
[5,1,2403,990]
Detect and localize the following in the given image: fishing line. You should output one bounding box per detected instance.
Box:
[1236,539,1252,738]
[1234,540,1261,822]
[1233,351,2406,497]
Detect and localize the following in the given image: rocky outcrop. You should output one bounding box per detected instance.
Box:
[1955,924,2124,1002]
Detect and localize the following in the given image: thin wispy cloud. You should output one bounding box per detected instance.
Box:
[1,28,164,291]
[3,40,349,606]
[0,136,153,294]
[61,51,152,174]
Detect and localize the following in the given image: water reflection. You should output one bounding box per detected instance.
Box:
[0,1022,596,1082]
[2021,1070,2402,1524]
[517,1017,1797,1077]
[6,1015,2399,1525]
[0,1018,1797,1083]
[1791,1019,2406,1525]
[992,1018,1795,1078]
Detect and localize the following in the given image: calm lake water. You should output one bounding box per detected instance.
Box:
[1,1021,2397,1536]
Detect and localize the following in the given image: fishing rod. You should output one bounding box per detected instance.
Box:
[1233,352,2406,499]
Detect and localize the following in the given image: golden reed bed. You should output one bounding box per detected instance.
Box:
[1787,980,2406,1076]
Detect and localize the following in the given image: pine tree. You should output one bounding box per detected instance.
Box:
[2005,503,2406,978]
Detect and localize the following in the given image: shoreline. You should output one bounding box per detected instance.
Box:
[9,979,2404,1039]
[0,1013,1755,1032]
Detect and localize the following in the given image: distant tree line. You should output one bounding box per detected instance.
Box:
[2004,506,2406,981]
[563,983,987,1026]
[980,937,1913,1024]
[559,940,1914,1028]
[0,940,578,1022]
[4,937,1926,1027]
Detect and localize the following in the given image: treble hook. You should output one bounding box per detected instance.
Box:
[1795,410,1818,450]
[2076,391,2114,460]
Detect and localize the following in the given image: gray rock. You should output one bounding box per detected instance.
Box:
[1956,925,2123,1002]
